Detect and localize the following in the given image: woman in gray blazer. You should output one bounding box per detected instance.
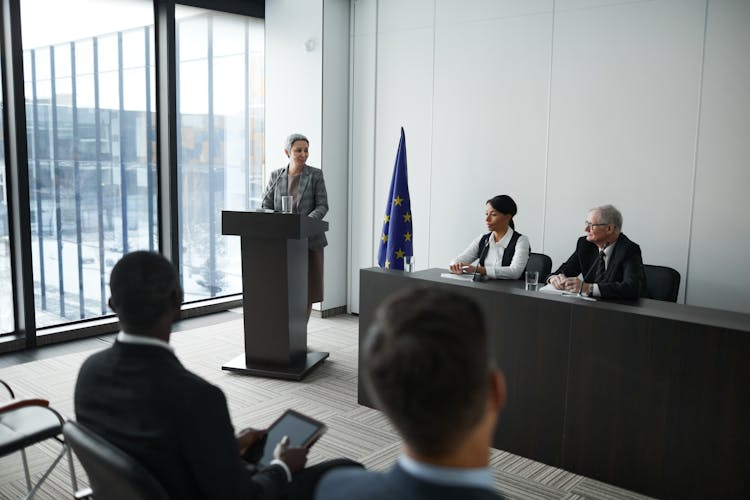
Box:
[262,133,329,320]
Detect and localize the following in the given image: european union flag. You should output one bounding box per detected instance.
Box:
[378,128,413,270]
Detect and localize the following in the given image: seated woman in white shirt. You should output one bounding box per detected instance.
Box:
[449,195,530,280]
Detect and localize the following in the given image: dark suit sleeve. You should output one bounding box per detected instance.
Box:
[550,238,586,280]
[597,244,644,300]
[179,384,287,500]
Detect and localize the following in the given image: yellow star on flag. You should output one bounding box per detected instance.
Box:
[384,214,390,223]
[381,233,388,243]
[385,259,390,269]
[393,195,403,206]
[403,212,411,223]
[395,249,405,259]
[404,232,412,242]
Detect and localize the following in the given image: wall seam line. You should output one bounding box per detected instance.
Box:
[684,0,710,305]
[541,0,557,253]
[371,0,380,270]
[425,0,437,269]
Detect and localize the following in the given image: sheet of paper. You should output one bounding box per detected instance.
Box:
[539,284,566,295]
[440,273,474,282]
[539,284,597,301]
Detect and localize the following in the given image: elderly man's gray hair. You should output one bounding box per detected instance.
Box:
[591,204,623,231]
[284,133,309,152]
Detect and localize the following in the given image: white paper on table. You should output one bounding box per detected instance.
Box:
[539,284,566,295]
[440,273,475,282]
[539,284,597,301]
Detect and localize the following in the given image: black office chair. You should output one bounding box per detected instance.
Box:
[525,252,553,281]
[0,379,78,500]
[643,264,681,302]
[63,421,169,500]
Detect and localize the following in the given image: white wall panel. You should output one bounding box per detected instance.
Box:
[265,0,323,173]
[374,22,434,276]
[378,0,434,32]
[557,0,646,10]
[321,0,350,309]
[429,10,553,268]
[687,0,750,313]
[348,0,378,312]
[545,0,706,301]
[347,0,750,313]
[435,0,552,24]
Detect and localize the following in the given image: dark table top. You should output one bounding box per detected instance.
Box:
[362,267,750,333]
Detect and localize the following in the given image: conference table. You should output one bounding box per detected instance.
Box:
[357,267,750,500]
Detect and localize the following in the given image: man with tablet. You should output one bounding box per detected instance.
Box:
[74,251,357,500]
[315,288,507,500]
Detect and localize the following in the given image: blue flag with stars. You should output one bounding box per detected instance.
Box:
[378,127,413,270]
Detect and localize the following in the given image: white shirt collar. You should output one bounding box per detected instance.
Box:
[493,227,515,249]
[602,240,617,257]
[398,455,495,491]
[117,331,174,353]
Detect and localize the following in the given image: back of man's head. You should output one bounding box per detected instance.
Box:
[364,288,493,457]
[109,251,182,336]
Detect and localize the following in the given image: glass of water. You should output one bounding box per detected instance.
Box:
[404,256,415,273]
[525,271,539,291]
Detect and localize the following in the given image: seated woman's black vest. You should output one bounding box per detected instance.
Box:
[478,231,528,279]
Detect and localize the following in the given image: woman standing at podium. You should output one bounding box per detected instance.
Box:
[262,133,329,320]
[448,194,530,280]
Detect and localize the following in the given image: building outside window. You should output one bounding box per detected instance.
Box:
[13,0,265,330]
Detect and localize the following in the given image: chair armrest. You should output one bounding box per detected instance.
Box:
[0,379,15,399]
[74,487,93,499]
[0,398,50,414]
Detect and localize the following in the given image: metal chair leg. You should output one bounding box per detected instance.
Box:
[21,448,32,491]
[65,441,79,491]
[23,445,66,500]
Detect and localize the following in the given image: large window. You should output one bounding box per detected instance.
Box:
[0,91,12,333]
[22,0,157,327]
[176,7,265,301]
[0,1,264,342]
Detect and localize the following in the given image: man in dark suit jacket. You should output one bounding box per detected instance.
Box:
[548,204,646,299]
[74,251,352,500]
[315,289,507,500]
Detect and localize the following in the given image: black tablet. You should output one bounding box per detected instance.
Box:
[257,409,327,466]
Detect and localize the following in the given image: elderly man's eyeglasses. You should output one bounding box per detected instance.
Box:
[585,221,609,229]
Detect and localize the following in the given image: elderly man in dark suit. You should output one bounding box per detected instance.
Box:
[74,251,356,500]
[548,204,646,299]
[315,288,507,500]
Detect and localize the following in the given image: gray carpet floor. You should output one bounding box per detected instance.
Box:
[0,311,654,499]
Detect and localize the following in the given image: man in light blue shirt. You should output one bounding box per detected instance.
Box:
[315,288,507,500]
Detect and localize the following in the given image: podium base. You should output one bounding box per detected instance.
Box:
[222,351,329,381]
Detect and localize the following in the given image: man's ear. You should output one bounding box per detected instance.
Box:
[107,297,117,313]
[489,371,506,412]
[284,149,290,158]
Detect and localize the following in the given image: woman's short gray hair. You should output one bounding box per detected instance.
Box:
[591,204,623,231]
[284,133,309,152]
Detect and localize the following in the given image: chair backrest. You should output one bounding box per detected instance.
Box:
[643,264,680,302]
[63,421,169,500]
[526,252,552,280]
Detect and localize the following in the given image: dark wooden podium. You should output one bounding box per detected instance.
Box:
[221,210,329,380]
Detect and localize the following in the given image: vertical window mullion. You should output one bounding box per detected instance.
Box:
[145,25,155,252]
[117,32,128,255]
[154,0,180,275]
[29,49,46,312]
[0,0,36,346]
[71,41,85,319]
[207,15,215,296]
[93,36,106,315]
[49,45,66,319]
